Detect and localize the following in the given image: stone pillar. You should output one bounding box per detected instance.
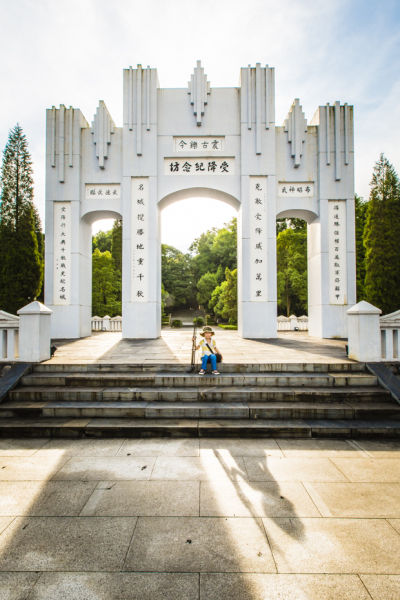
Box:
[347,301,382,362]
[17,302,53,362]
[239,64,277,339]
[308,103,356,339]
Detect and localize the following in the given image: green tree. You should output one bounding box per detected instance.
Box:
[276,218,306,234]
[92,229,112,253]
[190,228,218,280]
[213,267,237,324]
[111,219,122,273]
[0,124,43,313]
[354,194,368,301]
[190,217,237,281]
[196,271,218,306]
[92,248,121,316]
[276,227,307,316]
[212,218,237,271]
[364,154,400,313]
[209,283,223,315]
[161,244,196,308]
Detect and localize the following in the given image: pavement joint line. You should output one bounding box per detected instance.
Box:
[260,517,278,574]
[121,516,140,572]
[325,457,352,482]
[299,481,325,517]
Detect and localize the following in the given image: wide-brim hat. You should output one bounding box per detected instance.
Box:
[200,326,215,336]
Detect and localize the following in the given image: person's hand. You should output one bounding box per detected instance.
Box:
[192,336,196,341]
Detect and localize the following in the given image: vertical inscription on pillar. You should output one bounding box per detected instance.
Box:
[328,200,347,304]
[249,177,268,301]
[131,178,149,302]
[53,202,71,305]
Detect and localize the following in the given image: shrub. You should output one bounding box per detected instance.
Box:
[193,317,204,326]
[218,324,238,330]
[171,319,183,328]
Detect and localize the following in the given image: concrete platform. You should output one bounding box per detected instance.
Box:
[0,437,399,599]
[48,329,351,365]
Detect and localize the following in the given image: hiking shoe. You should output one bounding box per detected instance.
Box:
[212,370,220,375]
[199,369,205,375]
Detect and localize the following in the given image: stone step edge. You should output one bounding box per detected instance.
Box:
[0,418,399,439]
[2,400,398,410]
[33,363,366,373]
[9,385,390,396]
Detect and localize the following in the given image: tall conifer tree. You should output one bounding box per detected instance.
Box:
[363,154,400,314]
[354,194,368,301]
[0,124,43,313]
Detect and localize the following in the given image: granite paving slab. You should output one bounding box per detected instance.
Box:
[199,437,283,456]
[276,438,368,457]
[35,438,125,457]
[0,573,40,600]
[0,481,97,516]
[26,572,199,600]
[262,517,400,573]
[304,482,400,517]
[330,457,400,482]
[352,439,400,457]
[200,480,321,517]
[0,455,69,481]
[243,456,348,482]
[151,454,247,481]
[117,438,199,456]
[200,573,372,600]
[359,575,400,600]
[0,439,49,457]
[52,456,156,480]
[124,516,276,573]
[0,517,137,571]
[80,480,199,517]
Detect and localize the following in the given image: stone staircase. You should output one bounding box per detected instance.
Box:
[0,362,399,438]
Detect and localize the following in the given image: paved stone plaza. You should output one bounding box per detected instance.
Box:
[0,436,399,599]
[48,329,351,365]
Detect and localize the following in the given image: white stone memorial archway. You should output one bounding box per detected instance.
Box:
[45,61,356,340]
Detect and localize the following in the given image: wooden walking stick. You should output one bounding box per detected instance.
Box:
[187,323,197,373]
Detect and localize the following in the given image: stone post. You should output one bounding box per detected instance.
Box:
[347,301,382,362]
[289,315,298,331]
[102,316,111,331]
[17,301,53,362]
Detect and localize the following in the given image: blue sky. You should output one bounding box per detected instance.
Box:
[0,0,399,250]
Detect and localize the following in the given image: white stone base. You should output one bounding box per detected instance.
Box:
[239,301,277,339]
[308,304,349,339]
[122,302,161,339]
[49,305,91,339]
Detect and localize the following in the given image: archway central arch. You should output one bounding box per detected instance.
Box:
[158,187,240,333]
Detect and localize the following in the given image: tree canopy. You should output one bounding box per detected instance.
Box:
[276,226,307,316]
[363,154,400,313]
[0,124,43,313]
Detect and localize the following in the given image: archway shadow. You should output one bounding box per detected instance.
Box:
[202,445,305,543]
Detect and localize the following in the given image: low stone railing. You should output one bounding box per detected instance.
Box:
[277,315,308,331]
[347,302,400,362]
[0,303,52,363]
[91,316,122,332]
[380,310,400,360]
[0,311,20,360]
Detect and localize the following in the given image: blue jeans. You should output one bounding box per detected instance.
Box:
[201,354,217,371]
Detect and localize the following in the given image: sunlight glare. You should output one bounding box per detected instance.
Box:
[161,197,236,253]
